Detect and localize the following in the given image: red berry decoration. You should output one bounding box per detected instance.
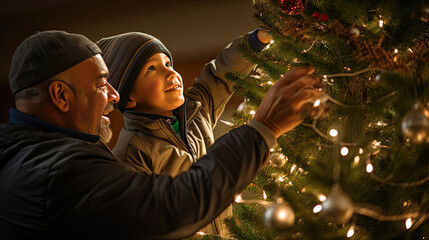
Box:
[278,0,308,15]
[321,13,328,21]
[312,11,320,19]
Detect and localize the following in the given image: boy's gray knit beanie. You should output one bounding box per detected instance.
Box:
[96,32,172,112]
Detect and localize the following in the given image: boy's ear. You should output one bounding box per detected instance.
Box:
[125,97,137,109]
[48,81,71,112]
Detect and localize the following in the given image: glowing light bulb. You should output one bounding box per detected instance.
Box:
[196,231,205,235]
[354,156,360,165]
[235,193,243,202]
[329,129,338,137]
[366,163,374,173]
[359,148,363,154]
[394,49,399,54]
[318,194,326,202]
[313,204,322,213]
[313,99,321,107]
[278,176,285,182]
[290,164,296,174]
[249,110,256,116]
[347,226,355,237]
[379,20,384,28]
[406,218,412,229]
[323,75,328,79]
[263,191,267,200]
[341,147,349,156]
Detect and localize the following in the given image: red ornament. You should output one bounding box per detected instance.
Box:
[312,11,320,19]
[321,13,328,21]
[278,0,307,15]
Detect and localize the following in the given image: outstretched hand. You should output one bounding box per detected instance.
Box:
[254,66,322,138]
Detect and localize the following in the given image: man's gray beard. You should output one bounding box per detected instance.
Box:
[96,118,113,143]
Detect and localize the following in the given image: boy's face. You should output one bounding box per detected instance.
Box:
[129,53,184,116]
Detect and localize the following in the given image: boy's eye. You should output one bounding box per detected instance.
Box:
[165,62,172,67]
[148,66,156,72]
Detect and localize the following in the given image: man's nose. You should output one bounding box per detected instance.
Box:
[106,83,120,103]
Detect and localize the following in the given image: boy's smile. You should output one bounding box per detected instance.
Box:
[126,53,185,116]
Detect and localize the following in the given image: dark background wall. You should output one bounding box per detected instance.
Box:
[1,0,258,148]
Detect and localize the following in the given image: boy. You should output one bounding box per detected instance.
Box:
[97,29,271,236]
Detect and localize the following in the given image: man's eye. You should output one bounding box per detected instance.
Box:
[148,66,156,72]
[165,62,172,67]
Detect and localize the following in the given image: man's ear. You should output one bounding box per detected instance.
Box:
[125,97,137,109]
[48,81,72,112]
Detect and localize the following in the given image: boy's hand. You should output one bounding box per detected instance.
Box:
[254,66,322,138]
[256,29,272,44]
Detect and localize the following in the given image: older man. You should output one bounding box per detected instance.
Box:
[0,31,320,239]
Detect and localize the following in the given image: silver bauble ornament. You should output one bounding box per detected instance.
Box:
[270,153,287,168]
[401,103,429,144]
[264,198,295,231]
[237,99,257,115]
[421,4,429,22]
[349,27,360,38]
[321,184,354,224]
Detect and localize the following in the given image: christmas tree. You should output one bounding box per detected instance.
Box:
[195,0,429,239]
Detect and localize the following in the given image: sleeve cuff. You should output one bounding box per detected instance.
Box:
[248,29,269,52]
[247,120,277,148]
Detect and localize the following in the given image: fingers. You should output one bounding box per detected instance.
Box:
[290,88,324,110]
[285,74,320,94]
[277,65,315,86]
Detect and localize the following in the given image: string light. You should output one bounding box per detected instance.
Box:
[394,49,399,54]
[249,110,256,116]
[263,191,267,200]
[235,193,243,202]
[313,204,322,213]
[329,129,338,137]
[313,99,321,107]
[196,231,205,235]
[290,164,297,174]
[347,225,355,237]
[341,147,349,156]
[318,194,327,202]
[379,19,384,28]
[366,163,374,173]
[278,176,285,182]
[406,218,413,229]
[354,156,360,166]
[359,148,364,154]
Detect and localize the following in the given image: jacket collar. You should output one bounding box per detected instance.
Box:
[9,108,100,143]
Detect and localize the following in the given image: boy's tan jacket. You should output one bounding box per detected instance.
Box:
[112,33,258,237]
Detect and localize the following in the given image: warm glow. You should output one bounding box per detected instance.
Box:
[249,110,256,115]
[318,194,327,202]
[277,210,287,220]
[359,148,364,154]
[379,19,384,27]
[347,226,355,237]
[278,176,285,182]
[354,156,360,166]
[406,218,412,229]
[196,231,205,235]
[235,193,243,202]
[394,49,399,54]
[290,164,297,174]
[366,163,374,173]
[263,191,267,200]
[329,129,338,137]
[313,204,322,213]
[313,99,321,107]
[341,147,349,156]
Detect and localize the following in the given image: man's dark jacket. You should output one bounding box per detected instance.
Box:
[0,110,269,239]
